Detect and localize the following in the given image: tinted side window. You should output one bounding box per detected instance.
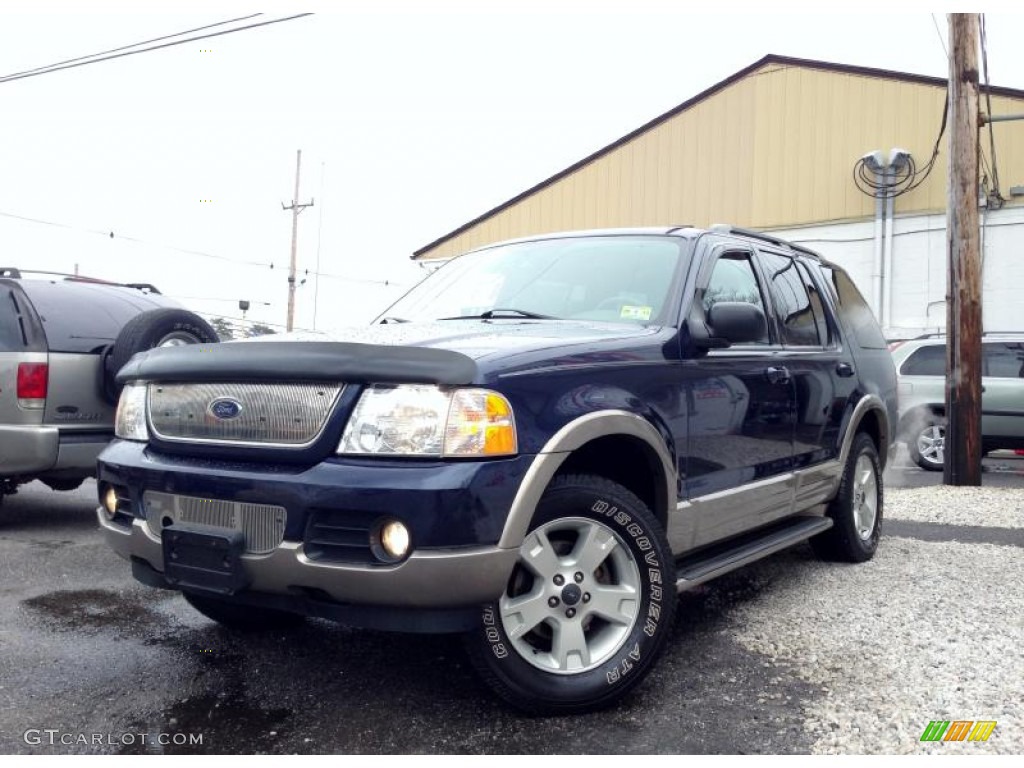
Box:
[984,342,1024,378]
[820,265,888,349]
[760,252,821,346]
[18,281,160,353]
[902,344,946,376]
[0,287,28,351]
[800,262,832,346]
[703,252,769,344]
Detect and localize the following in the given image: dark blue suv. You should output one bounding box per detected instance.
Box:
[97,226,897,714]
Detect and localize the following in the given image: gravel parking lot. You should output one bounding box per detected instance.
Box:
[0,465,1021,755]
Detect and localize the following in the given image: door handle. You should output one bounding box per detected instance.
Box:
[836,362,855,377]
[764,366,791,385]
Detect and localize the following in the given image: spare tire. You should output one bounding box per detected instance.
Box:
[103,308,219,404]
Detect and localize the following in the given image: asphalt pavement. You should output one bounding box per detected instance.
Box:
[0,455,1020,755]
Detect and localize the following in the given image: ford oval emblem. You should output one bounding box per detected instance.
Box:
[209,397,243,420]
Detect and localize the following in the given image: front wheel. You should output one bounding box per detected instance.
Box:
[465,474,675,715]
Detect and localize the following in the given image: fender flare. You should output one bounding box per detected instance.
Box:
[839,394,891,469]
[497,410,676,549]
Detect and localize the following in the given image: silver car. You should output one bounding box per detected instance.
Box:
[890,334,1024,470]
[1,269,218,508]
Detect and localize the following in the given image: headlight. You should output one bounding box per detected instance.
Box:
[338,384,517,457]
[115,383,150,441]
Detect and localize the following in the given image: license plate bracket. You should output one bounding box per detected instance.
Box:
[162,524,249,595]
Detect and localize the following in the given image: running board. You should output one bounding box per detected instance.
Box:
[675,516,833,592]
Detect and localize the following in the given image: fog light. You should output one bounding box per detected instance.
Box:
[102,486,119,519]
[380,521,410,560]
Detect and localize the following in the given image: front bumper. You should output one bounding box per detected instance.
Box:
[97,440,528,618]
[99,508,518,610]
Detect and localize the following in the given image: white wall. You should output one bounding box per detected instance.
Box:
[767,205,1024,338]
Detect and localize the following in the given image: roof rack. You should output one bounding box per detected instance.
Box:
[707,225,821,260]
[911,331,1023,339]
[0,268,161,294]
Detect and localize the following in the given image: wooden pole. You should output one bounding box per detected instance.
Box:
[282,149,314,332]
[944,13,983,486]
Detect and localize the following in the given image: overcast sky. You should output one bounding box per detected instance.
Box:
[1,2,1022,332]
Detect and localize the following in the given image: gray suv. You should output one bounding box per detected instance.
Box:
[0,269,218,507]
[890,334,1024,470]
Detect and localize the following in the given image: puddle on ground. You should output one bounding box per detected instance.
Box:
[28,539,76,551]
[22,588,172,635]
[119,652,292,755]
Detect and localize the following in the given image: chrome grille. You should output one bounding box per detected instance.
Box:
[148,382,342,446]
[143,491,286,555]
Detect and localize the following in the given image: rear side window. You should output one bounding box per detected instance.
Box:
[819,265,888,349]
[17,281,162,353]
[759,252,825,346]
[984,342,1024,378]
[902,344,946,376]
[0,287,28,351]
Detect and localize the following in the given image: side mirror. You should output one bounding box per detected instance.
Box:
[707,302,767,345]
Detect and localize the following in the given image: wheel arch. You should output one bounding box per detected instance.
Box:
[897,403,945,440]
[498,411,676,550]
[839,395,892,469]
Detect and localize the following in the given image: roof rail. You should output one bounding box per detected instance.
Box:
[0,268,161,293]
[123,282,162,295]
[708,225,821,260]
[665,224,694,234]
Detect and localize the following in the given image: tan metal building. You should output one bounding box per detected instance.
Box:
[413,54,1024,262]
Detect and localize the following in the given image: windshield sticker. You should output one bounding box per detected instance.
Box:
[620,305,652,321]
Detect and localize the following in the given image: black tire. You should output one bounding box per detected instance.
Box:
[42,477,85,492]
[907,416,946,471]
[182,592,305,631]
[464,473,675,715]
[811,432,883,563]
[103,308,219,403]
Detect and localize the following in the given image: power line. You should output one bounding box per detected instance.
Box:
[931,13,949,57]
[0,13,262,82]
[0,208,271,267]
[979,13,1003,204]
[0,13,313,85]
[0,207,416,287]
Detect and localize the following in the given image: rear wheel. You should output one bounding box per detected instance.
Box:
[812,432,882,562]
[465,474,675,715]
[183,592,305,631]
[908,418,946,471]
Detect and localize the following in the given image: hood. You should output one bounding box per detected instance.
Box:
[311,319,662,361]
[118,320,668,387]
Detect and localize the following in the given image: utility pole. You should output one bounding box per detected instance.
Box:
[944,13,983,486]
[281,149,314,332]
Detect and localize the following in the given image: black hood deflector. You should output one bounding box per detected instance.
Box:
[116,341,478,386]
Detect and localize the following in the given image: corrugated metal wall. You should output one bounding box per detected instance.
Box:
[417,62,1024,260]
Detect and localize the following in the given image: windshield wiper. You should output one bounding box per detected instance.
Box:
[438,308,557,321]
[378,316,410,324]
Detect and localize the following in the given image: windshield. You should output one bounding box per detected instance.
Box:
[383,235,685,324]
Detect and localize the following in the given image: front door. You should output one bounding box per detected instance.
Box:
[682,248,795,546]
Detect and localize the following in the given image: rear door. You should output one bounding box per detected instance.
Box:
[981,341,1024,444]
[757,250,842,469]
[17,281,142,429]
